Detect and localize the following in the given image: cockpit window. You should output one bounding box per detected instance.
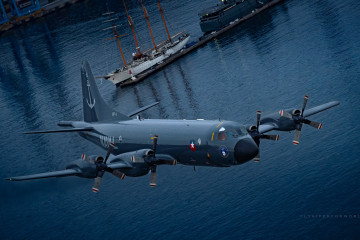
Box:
[229,127,247,138]
[215,126,247,141]
[228,129,239,138]
[217,127,227,141]
[238,126,247,135]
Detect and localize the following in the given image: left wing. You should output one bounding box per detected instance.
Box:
[6,169,81,181]
[258,100,340,134]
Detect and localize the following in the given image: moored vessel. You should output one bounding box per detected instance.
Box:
[199,0,268,33]
[104,1,190,86]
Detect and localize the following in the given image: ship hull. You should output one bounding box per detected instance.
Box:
[106,34,190,85]
[199,0,268,33]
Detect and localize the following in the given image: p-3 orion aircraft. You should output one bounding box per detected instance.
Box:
[6,61,340,192]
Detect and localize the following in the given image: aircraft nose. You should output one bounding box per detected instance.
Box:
[234,137,259,163]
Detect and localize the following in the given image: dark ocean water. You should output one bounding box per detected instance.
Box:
[1,0,360,239]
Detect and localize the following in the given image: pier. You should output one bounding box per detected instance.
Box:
[119,0,285,88]
[0,0,82,34]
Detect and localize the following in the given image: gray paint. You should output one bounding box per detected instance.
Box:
[6,61,340,185]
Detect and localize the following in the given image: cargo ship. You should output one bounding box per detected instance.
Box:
[199,0,268,33]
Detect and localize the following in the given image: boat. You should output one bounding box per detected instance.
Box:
[104,0,190,86]
[198,0,268,33]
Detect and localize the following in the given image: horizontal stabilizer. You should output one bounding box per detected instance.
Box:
[303,101,340,117]
[25,127,93,134]
[6,169,80,181]
[127,102,159,117]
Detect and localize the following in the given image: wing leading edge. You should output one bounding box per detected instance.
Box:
[6,169,80,181]
[5,161,132,182]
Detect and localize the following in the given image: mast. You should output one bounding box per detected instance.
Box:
[112,26,127,69]
[103,10,127,68]
[141,0,157,52]
[121,0,141,55]
[157,1,172,43]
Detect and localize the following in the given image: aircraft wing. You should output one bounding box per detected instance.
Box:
[258,123,278,134]
[303,101,340,118]
[127,102,159,117]
[24,127,93,134]
[258,101,340,135]
[6,169,80,181]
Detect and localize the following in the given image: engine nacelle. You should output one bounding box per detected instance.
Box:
[110,149,153,177]
[247,125,257,132]
[261,108,299,132]
[65,158,98,178]
[292,109,301,115]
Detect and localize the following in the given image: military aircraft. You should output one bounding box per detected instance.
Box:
[6,61,340,192]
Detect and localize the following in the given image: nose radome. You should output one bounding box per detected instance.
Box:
[234,138,259,163]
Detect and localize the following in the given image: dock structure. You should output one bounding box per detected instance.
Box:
[8,0,41,17]
[119,0,285,88]
[0,0,8,24]
[0,0,82,34]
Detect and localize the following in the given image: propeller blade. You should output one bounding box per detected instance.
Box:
[152,135,158,156]
[104,142,115,164]
[254,152,260,162]
[293,129,301,145]
[111,170,126,179]
[261,135,279,141]
[150,166,157,187]
[254,139,260,162]
[82,154,94,164]
[92,176,103,193]
[301,95,309,116]
[279,110,293,119]
[256,110,261,129]
[305,120,322,129]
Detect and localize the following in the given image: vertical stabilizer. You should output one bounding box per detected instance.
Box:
[81,61,130,122]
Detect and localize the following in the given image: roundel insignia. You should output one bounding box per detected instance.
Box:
[219,146,229,158]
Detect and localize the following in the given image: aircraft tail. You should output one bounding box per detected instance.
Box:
[81,61,130,122]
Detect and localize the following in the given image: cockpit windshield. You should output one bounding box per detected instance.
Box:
[216,125,247,141]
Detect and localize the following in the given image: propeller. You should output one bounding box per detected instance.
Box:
[146,134,176,187]
[92,142,115,192]
[82,142,115,193]
[249,110,279,162]
[149,135,158,187]
[279,95,322,145]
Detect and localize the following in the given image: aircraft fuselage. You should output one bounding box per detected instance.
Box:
[78,119,257,167]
